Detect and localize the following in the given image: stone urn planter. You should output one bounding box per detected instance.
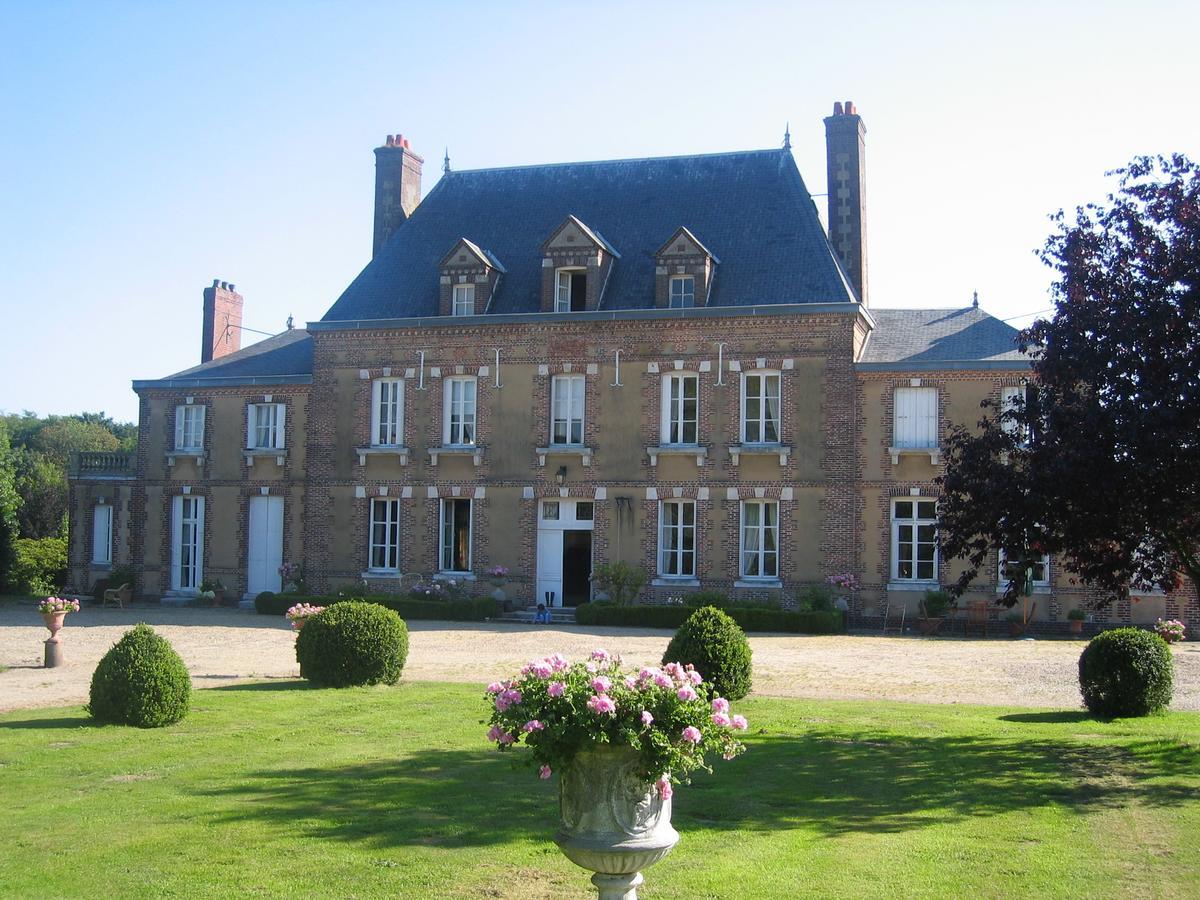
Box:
[554,744,679,900]
[42,612,67,667]
[43,611,66,641]
[1069,618,1084,636]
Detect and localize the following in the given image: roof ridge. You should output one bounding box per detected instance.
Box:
[440,147,788,177]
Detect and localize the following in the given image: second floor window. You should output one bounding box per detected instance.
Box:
[894,387,938,449]
[174,404,205,451]
[452,284,475,316]
[443,377,477,446]
[372,378,404,446]
[741,372,781,444]
[661,373,698,444]
[659,500,696,577]
[669,275,695,308]
[369,498,400,572]
[740,500,779,579]
[550,374,585,445]
[555,268,587,312]
[247,403,285,450]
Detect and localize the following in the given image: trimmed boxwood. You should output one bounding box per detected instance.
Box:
[576,601,844,635]
[296,601,409,688]
[87,624,191,728]
[663,606,753,700]
[254,591,293,615]
[1079,627,1174,718]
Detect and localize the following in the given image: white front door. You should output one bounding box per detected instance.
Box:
[247,496,284,596]
[536,529,564,608]
[171,495,205,592]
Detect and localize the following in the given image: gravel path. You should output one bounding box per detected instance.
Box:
[2,604,1198,713]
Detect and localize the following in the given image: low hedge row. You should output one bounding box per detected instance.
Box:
[576,602,845,634]
[254,591,499,622]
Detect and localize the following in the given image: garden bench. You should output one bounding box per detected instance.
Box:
[102,583,131,609]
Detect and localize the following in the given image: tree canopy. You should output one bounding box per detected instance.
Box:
[938,154,1200,605]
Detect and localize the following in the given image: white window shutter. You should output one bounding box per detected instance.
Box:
[246,406,255,449]
[895,389,913,446]
[275,404,286,449]
[196,405,206,446]
[175,407,185,449]
[920,389,938,447]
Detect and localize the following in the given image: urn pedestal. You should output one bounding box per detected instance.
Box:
[554,745,679,900]
[43,612,67,667]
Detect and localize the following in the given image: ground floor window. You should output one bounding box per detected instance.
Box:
[171,495,204,591]
[440,498,472,573]
[369,498,400,572]
[892,499,937,582]
[998,549,1050,590]
[659,500,696,577]
[740,500,778,579]
[92,503,113,565]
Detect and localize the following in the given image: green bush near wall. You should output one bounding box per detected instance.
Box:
[576,601,845,634]
[254,591,500,622]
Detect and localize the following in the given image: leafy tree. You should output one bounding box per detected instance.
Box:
[0,419,20,591]
[938,155,1200,606]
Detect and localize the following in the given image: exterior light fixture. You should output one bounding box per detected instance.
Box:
[555,466,567,486]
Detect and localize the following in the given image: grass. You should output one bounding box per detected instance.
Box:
[0,683,1198,899]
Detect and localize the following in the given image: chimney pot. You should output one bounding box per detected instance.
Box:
[833,102,843,115]
[212,278,220,287]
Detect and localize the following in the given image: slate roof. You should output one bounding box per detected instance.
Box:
[856,307,1030,368]
[321,148,855,322]
[133,329,313,388]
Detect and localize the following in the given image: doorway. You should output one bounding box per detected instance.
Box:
[562,530,593,607]
[247,496,284,597]
[535,499,595,607]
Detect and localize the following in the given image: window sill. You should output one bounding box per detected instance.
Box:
[90,561,112,570]
[245,448,287,467]
[734,578,783,589]
[652,577,701,588]
[729,444,791,466]
[996,586,1052,596]
[887,580,940,592]
[434,571,476,582]
[429,446,483,466]
[361,570,403,579]
[166,449,205,467]
[888,446,942,465]
[647,445,707,467]
[356,446,411,466]
[536,446,593,466]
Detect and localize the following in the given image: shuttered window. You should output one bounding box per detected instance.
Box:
[174,404,205,450]
[893,387,938,449]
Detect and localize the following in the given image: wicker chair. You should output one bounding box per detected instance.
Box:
[102,582,131,609]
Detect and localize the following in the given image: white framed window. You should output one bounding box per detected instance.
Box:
[659,500,696,577]
[452,283,475,317]
[669,275,695,308]
[661,373,698,445]
[368,498,401,572]
[998,548,1050,590]
[741,372,781,444]
[1000,385,1029,445]
[894,387,938,449]
[174,404,205,451]
[443,377,477,446]
[892,499,938,582]
[171,495,204,591]
[247,403,286,450]
[440,498,472,572]
[550,374,585,445]
[740,500,779,579]
[371,378,404,447]
[555,268,587,312]
[92,503,113,565]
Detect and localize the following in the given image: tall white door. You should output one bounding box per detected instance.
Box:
[247,496,284,596]
[536,529,564,608]
[171,495,205,592]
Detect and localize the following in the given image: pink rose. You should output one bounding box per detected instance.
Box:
[548,681,565,698]
[486,725,503,742]
[624,675,638,689]
[687,670,703,686]
[653,673,673,689]
[530,661,554,678]
[548,654,569,671]
[591,649,611,661]
[681,726,702,744]
[711,712,731,727]
[591,676,612,693]
[731,715,748,730]
[641,710,654,727]
[587,694,617,715]
[656,776,674,801]
[498,732,516,745]
[486,682,504,694]
[676,686,698,702]
[523,720,545,733]
[712,697,730,714]
[539,765,552,780]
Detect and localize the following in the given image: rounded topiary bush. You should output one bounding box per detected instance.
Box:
[87,624,191,727]
[662,605,753,700]
[1079,627,1174,718]
[296,601,408,688]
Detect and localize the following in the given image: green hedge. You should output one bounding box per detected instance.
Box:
[576,602,845,634]
[254,591,499,622]
[12,537,67,595]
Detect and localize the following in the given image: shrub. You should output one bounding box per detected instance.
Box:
[591,561,646,606]
[920,590,953,618]
[1067,608,1088,622]
[662,606,753,701]
[11,537,67,595]
[1078,627,1174,718]
[255,591,292,615]
[576,601,844,635]
[797,584,835,612]
[87,624,191,727]
[296,601,408,688]
[685,589,730,609]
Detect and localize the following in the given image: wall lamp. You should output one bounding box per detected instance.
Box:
[555,466,567,486]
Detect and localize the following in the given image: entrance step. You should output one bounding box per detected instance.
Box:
[498,607,578,625]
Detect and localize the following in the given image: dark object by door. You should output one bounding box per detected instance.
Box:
[562,531,592,607]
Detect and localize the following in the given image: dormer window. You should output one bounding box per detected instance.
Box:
[452,284,475,316]
[669,275,695,309]
[555,269,588,312]
[438,238,504,317]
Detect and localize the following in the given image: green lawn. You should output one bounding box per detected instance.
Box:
[1,682,1197,899]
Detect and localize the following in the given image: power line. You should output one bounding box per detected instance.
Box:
[1000,307,1054,322]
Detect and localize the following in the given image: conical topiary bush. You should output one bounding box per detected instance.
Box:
[662,606,753,700]
[88,624,191,727]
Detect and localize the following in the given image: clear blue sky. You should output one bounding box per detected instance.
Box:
[2,0,1197,423]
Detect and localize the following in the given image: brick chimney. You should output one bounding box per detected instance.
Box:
[373,133,424,257]
[201,279,243,363]
[824,100,868,306]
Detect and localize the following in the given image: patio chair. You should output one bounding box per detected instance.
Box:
[102,582,131,609]
[964,599,989,637]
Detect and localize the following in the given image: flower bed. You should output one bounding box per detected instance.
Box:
[576,601,844,634]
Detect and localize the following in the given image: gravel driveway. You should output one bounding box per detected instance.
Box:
[2,604,1198,713]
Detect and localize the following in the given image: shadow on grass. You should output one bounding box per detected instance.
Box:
[998,711,1092,724]
[208,680,310,693]
[195,725,1200,846]
[0,715,96,730]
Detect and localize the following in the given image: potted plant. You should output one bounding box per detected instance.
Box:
[199,579,226,607]
[278,562,307,595]
[590,562,646,606]
[38,596,80,639]
[918,590,951,635]
[285,602,326,631]
[825,572,859,616]
[1154,618,1186,644]
[1067,607,1087,636]
[485,649,747,899]
[485,564,509,587]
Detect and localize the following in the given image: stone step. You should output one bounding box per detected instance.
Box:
[498,608,578,624]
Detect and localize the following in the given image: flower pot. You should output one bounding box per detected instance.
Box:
[1069,619,1083,636]
[292,618,307,631]
[917,617,943,636]
[555,744,679,900]
[42,612,67,642]
[212,589,225,608]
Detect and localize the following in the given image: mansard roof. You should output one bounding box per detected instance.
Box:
[132,328,313,389]
[321,148,854,322]
[856,307,1031,370]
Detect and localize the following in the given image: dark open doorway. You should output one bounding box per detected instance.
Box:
[562,530,592,606]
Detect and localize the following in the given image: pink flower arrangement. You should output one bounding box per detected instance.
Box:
[1155,618,1186,644]
[485,565,510,578]
[285,603,326,626]
[826,572,860,592]
[37,597,81,615]
[484,648,747,797]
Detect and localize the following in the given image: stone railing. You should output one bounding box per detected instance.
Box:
[70,451,136,479]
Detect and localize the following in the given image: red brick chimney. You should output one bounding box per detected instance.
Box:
[373,133,424,257]
[201,279,243,363]
[824,100,868,306]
